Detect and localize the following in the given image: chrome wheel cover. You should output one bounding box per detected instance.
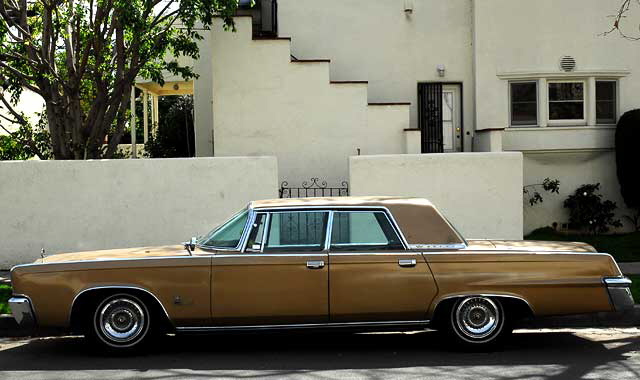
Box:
[96,296,147,346]
[454,297,501,341]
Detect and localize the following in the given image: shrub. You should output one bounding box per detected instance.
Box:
[144,95,195,158]
[563,183,622,234]
[615,109,640,231]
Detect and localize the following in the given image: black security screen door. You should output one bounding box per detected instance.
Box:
[418,83,444,153]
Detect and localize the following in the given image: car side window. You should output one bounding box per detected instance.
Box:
[330,211,404,251]
[264,211,329,252]
[245,213,267,252]
[199,209,249,248]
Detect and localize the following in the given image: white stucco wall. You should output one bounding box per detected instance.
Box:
[0,157,278,268]
[208,17,411,186]
[278,0,475,150]
[523,151,632,235]
[349,153,524,240]
[473,0,640,131]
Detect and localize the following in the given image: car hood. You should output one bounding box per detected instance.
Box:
[38,245,190,264]
[466,239,598,253]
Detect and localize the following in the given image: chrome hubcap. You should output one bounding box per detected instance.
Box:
[455,297,500,340]
[98,298,146,344]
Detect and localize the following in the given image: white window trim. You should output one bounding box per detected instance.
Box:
[508,80,539,128]
[500,71,625,130]
[547,80,587,126]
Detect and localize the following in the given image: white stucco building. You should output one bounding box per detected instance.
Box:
[159,0,638,234]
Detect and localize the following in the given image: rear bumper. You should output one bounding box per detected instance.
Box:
[604,277,635,312]
[8,296,36,329]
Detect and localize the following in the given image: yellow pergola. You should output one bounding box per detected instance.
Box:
[129,80,194,158]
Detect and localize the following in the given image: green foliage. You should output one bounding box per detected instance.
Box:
[526,227,640,263]
[0,122,52,161]
[0,285,11,314]
[563,183,622,234]
[615,109,640,231]
[523,178,560,206]
[144,95,195,158]
[0,0,239,159]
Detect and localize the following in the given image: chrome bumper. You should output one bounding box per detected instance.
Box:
[8,296,36,329]
[604,277,635,312]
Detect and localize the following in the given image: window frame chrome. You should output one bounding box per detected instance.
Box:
[326,209,407,252]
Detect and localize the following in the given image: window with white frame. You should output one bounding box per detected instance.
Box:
[510,81,538,126]
[548,81,585,124]
[596,80,617,124]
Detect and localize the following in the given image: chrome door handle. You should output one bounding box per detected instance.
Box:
[398,259,417,268]
[306,260,325,269]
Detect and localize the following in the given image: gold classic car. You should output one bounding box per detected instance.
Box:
[9,197,634,351]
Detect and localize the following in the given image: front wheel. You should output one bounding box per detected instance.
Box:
[446,296,512,350]
[86,293,152,352]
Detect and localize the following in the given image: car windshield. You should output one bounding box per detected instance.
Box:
[198,209,249,249]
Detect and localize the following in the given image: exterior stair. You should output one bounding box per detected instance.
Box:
[200,16,410,185]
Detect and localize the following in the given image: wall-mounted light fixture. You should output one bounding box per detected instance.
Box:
[404,0,413,14]
[437,64,446,77]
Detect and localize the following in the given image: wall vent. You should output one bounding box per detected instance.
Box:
[560,56,577,72]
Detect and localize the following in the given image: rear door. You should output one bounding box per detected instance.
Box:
[328,210,438,322]
[211,210,329,325]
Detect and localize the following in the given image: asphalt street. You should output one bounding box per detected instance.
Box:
[0,328,639,380]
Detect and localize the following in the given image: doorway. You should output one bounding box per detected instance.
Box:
[418,83,463,153]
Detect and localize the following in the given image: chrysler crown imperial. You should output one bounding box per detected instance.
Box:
[9,197,634,351]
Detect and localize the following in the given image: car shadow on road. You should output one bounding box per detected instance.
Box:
[0,330,639,379]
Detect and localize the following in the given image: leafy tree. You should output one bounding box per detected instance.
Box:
[0,123,52,160]
[144,95,194,158]
[0,0,239,159]
[564,183,622,234]
[615,109,640,231]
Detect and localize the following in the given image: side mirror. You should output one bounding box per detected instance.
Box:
[184,237,197,255]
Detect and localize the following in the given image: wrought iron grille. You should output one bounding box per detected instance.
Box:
[279,178,349,198]
[418,83,444,153]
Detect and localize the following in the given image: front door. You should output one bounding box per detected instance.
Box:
[418,83,463,153]
[442,85,462,152]
[211,211,329,325]
[328,210,438,322]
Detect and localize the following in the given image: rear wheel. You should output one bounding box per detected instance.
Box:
[446,296,511,350]
[86,293,152,352]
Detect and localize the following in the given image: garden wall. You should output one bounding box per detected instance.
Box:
[523,151,633,235]
[349,153,524,240]
[0,157,278,268]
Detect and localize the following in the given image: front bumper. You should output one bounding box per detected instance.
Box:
[604,277,635,312]
[8,296,36,329]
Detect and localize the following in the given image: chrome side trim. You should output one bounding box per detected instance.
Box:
[213,253,328,258]
[69,286,173,328]
[9,255,211,271]
[8,250,620,272]
[434,293,535,315]
[175,320,431,332]
[329,252,419,257]
[603,277,632,287]
[409,244,467,250]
